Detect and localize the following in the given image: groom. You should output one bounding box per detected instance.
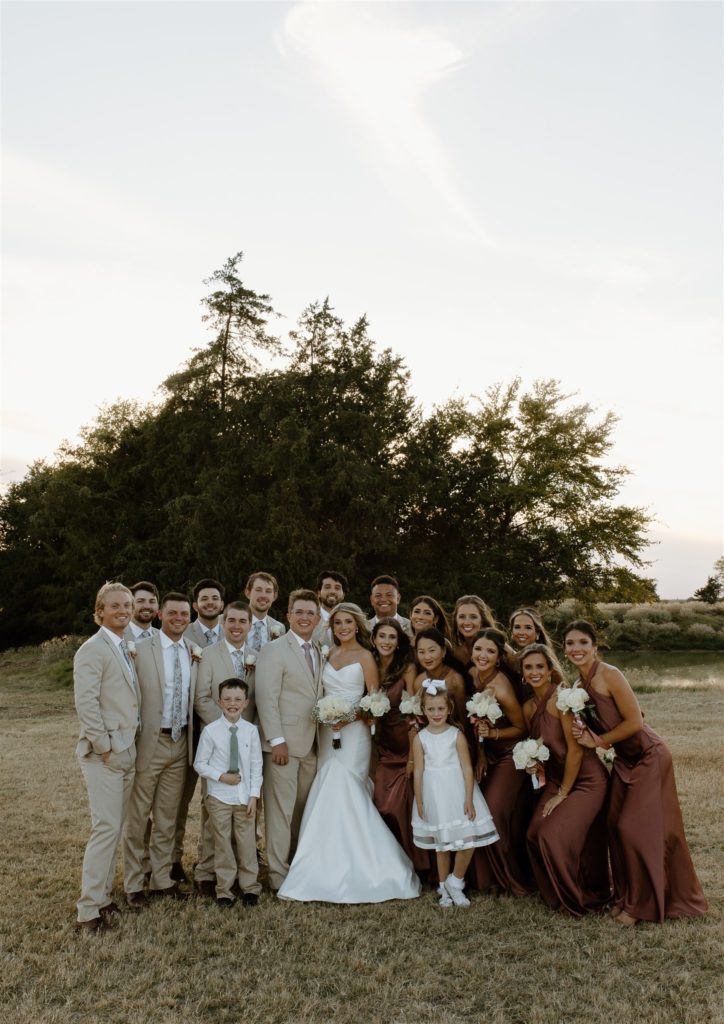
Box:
[255,589,323,891]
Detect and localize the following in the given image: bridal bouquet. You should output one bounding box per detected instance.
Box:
[555,683,599,729]
[512,738,550,789]
[465,691,503,744]
[358,691,391,736]
[312,695,357,749]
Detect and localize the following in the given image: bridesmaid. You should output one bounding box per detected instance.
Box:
[467,628,531,897]
[507,607,555,703]
[564,620,707,924]
[370,618,429,875]
[521,643,611,917]
[451,596,497,676]
[409,595,453,646]
[413,628,468,727]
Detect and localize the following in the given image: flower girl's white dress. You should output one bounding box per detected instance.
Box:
[278,662,421,903]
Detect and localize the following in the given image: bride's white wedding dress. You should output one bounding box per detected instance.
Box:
[278,662,421,903]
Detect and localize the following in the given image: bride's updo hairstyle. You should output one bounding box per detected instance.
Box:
[329,602,373,650]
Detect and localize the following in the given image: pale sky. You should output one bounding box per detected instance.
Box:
[2,0,722,598]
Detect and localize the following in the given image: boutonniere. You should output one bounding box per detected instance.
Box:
[270,627,283,640]
[319,644,330,661]
[191,644,203,663]
[245,651,257,668]
[125,641,137,658]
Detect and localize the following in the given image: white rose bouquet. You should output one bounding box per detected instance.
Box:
[512,738,551,789]
[399,692,422,717]
[358,690,391,736]
[465,691,503,744]
[312,695,357,749]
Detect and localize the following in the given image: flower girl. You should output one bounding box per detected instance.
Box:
[411,681,499,906]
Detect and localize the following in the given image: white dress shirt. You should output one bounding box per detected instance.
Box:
[159,631,191,728]
[194,715,263,805]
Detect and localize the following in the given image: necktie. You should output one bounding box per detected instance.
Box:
[228,725,239,774]
[204,628,218,645]
[119,638,133,671]
[231,648,245,679]
[138,629,151,640]
[302,641,315,676]
[171,642,184,741]
[250,620,263,652]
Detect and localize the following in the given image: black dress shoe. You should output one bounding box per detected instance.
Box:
[170,861,189,883]
[99,902,120,918]
[195,880,216,898]
[216,897,235,909]
[126,891,148,910]
[242,893,259,907]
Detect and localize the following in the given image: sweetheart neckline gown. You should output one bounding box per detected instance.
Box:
[278,662,421,904]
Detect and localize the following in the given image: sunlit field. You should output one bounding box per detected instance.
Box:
[1,645,722,1024]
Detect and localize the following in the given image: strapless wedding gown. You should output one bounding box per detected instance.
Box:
[278,662,421,903]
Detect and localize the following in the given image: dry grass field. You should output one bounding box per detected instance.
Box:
[1,644,722,1024]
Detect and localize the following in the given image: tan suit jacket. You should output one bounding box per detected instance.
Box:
[255,632,324,757]
[74,629,140,757]
[133,634,199,771]
[194,641,256,725]
[184,619,222,648]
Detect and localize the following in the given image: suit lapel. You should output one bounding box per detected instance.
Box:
[152,636,167,701]
[100,629,135,690]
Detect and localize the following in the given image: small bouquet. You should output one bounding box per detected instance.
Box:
[597,746,616,772]
[399,691,423,731]
[465,691,503,744]
[555,683,599,730]
[513,738,551,789]
[312,695,357,749]
[358,690,391,736]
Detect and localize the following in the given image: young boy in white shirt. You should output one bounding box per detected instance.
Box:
[194,678,263,907]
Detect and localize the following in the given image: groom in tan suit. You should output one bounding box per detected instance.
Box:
[74,583,140,931]
[255,589,323,891]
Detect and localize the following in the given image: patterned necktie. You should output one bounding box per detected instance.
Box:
[119,638,133,671]
[228,725,239,774]
[138,629,151,640]
[171,642,184,741]
[231,648,245,679]
[250,620,263,652]
[302,641,315,676]
[204,628,218,645]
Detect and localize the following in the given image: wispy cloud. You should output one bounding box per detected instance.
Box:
[277,1,484,240]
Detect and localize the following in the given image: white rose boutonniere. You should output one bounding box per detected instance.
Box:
[191,644,203,663]
[125,641,137,658]
[319,644,330,662]
[270,627,283,641]
[245,651,257,668]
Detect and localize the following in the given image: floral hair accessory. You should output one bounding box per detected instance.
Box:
[422,679,446,696]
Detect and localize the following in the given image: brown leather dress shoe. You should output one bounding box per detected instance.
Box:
[195,880,216,898]
[170,861,189,883]
[99,902,120,918]
[75,917,104,933]
[126,891,148,910]
[149,884,190,900]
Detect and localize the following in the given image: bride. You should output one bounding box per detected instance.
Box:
[278,603,421,903]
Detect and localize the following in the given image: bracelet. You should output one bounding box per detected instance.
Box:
[558,787,569,798]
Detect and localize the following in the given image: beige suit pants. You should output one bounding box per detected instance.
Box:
[206,795,261,899]
[262,749,317,890]
[77,744,136,922]
[123,733,187,893]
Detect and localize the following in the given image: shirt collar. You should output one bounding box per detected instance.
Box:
[101,626,124,647]
[160,630,183,649]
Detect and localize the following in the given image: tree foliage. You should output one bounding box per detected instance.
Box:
[0,256,655,647]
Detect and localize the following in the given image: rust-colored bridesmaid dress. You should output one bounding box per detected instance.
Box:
[580,662,707,921]
[526,685,611,916]
[372,675,431,876]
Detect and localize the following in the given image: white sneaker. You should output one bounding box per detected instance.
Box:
[443,874,470,907]
[437,884,453,907]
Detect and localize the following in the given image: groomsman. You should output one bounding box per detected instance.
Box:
[255,590,323,891]
[124,581,160,643]
[74,583,140,932]
[192,601,255,894]
[244,572,286,652]
[123,592,199,906]
[367,575,412,636]
[175,576,225,877]
[313,570,347,646]
[184,578,225,648]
